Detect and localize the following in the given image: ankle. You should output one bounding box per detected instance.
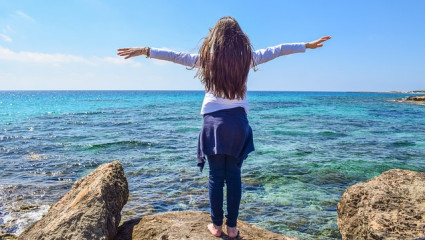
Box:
[226,226,238,237]
[208,223,222,237]
[213,224,222,230]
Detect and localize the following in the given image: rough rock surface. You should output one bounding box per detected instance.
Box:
[115,211,298,240]
[337,169,425,240]
[394,95,425,105]
[19,160,129,240]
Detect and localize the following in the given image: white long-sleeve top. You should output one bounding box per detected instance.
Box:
[149,43,306,114]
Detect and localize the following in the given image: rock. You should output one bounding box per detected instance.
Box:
[406,95,425,102]
[394,95,425,105]
[0,233,18,239]
[19,160,129,240]
[337,169,425,240]
[115,211,298,240]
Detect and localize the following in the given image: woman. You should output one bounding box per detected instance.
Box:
[118,16,330,238]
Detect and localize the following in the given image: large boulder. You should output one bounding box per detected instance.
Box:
[19,160,129,240]
[337,169,425,240]
[115,211,298,240]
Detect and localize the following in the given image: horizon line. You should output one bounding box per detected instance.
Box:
[1,89,424,93]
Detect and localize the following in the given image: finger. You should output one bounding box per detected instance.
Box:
[117,51,133,55]
[117,48,131,51]
[118,50,135,55]
[118,50,132,54]
[317,44,323,47]
[317,38,330,44]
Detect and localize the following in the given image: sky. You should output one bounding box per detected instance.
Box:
[0,0,424,91]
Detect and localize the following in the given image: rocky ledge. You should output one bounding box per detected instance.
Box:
[337,169,425,240]
[116,211,296,240]
[393,95,425,105]
[15,161,296,240]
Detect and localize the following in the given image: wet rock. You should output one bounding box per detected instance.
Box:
[406,95,425,101]
[394,95,425,105]
[19,160,129,240]
[0,233,18,239]
[337,169,425,240]
[115,211,298,240]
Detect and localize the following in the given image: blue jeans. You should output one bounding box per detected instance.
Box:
[207,154,243,227]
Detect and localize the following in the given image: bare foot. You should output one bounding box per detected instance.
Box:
[207,223,222,237]
[227,226,239,238]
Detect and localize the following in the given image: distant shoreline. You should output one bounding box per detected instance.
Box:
[1,90,424,93]
[347,90,425,94]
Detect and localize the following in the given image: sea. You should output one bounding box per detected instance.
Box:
[1,90,424,239]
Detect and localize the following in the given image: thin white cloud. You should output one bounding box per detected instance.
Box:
[0,34,12,42]
[3,25,15,34]
[100,56,141,67]
[15,10,35,22]
[0,46,141,67]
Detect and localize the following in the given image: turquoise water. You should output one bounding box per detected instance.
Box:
[1,91,424,239]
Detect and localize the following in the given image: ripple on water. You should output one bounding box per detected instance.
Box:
[390,140,416,147]
[86,140,153,150]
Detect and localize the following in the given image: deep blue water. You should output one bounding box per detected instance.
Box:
[1,91,424,239]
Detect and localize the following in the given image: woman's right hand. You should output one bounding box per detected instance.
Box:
[117,47,149,59]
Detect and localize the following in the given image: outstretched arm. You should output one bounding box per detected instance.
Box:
[117,47,199,68]
[252,36,331,66]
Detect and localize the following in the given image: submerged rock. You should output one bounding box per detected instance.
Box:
[115,211,298,240]
[337,169,425,240]
[19,160,129,240]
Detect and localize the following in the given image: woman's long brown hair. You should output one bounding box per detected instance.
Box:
[196,16,253,100]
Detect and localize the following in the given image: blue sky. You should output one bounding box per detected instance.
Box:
[1,0,424,91]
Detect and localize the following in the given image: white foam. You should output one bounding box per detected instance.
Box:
[2,204,50,236]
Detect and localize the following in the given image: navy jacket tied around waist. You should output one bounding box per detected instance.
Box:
[197,107,255,172]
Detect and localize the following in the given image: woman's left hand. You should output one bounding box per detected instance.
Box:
[117,47,148,59]
[305,36,331,49]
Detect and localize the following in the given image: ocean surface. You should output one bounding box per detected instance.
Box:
[1,90,424,239]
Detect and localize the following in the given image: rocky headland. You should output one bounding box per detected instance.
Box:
[4,161,425,239]
[393,95,425,105]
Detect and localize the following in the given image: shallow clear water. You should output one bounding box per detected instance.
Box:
[1,91,424,239]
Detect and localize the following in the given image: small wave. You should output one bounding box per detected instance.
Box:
[0,135,21,141]
[111,122,134,126]
[87,140,153,150]
[270,130,310,136]
[23,152,49,160]
[318,131,348,137]
[390,141,416,147]
[176,127,199,133]
[1,204,50,236]
[65,111,105,116]
[295,149,313,156]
